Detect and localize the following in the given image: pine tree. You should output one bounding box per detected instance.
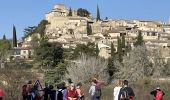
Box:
[96,5,101,21]
[68,7,72,16]
[134,31,144,46]
[13,25,17,47]
[111,42,116,57]
[87,22,92,35]
[117,37,123,62]
[3,34,6,40]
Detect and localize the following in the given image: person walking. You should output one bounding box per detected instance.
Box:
[76,82,84,100]
[26,81,33,100]
[67,83,78,100]
[150,85,165,100]
[22,84,28,100]
[113,80,122,100]
[43,83,50,100]
[0,87,4,100]
[89,82,96,100]
[118,80,135,100]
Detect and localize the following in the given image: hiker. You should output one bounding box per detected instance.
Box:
[113,80,122,100]
[22,84,28,100]
[118,80,135,100]
[43,83,50,100]
[92,76,105,100]
[56,83,63,100]
[0,87,4,100]
[89,82,96,100]
[76,82,84,100]
[67,83,78,100]
[150,85,165,100]
[61,82,68,100]
[49,85,56,100]
[32,85,41,100]
[26,80,33,100]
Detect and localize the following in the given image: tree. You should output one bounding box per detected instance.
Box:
[36,20,49,37]
[77,8,90,17]
[23,26,37,38]
[111,42,116,57]
[44,62,67,84]
[105,17,108,20]
[66,54,109,83]
[134,31,144,46]
[87,22,92,35]
[122,34,125,49]
[115,46,153,81]
[96,5,101,21]
[117,37,123,62]
[68,7,72,16]
[72,42,97,59]
[13,25,17,47]
[34,40,63,69]
[95,43,99,56]
[3,34,6,40]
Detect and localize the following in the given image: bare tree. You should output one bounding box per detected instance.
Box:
[115,46,153,81]
[66,54,109,83]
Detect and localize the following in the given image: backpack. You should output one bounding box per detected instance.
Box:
[95,87,101,97]
[155,90,163,100]
[120,89,129,100]
[57,89,63,100]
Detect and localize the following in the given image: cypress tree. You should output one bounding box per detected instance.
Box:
[13,25,17,47]
[87,22,92,35]
[68,7,72,16]
[3,34,6,40]
[95,43,99,56]
[117,37,123,62]
[96,5,101,21]
[122,34,126,54]
[111,42,116,57]
[134,31,144,46]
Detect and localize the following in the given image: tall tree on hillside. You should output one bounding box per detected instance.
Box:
[68,7,72,16]
[96,5,101,21]
[87,22,92,35]
[36,20,49,37]
[134,31,144,46]
[77,8,90,17]
[111,42,116,57]
[13,25,17,47]
[117,37,123,62]
[95,43,99,56]
[122,34,125,49]
[23,26,37,38]
[3,34,6,40]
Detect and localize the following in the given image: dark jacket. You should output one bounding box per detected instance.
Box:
[49,90,56,100]
[118,86,135,100]
[150,89,165,99]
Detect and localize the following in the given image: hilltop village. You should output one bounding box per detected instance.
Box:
[13,4,170,60]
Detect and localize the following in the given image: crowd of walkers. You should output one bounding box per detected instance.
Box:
[21,78,87,100]
[0,77,166,100]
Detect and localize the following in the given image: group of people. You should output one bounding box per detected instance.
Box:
[22,79,85,100]
[113,80,165,100]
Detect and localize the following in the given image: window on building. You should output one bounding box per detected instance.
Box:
[23,51,26,54]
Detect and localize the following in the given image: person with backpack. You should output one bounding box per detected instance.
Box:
[150,85,165,100]
[118,80,135,100]
[67,83,78,100]
[43,83,50,100]
[113,80,122,100]
[89,82,96,100]
[26,81,33,100]
[0,87,4,100]
[22,84,28,100]
[56,83,63,100]
[49,85,56,100]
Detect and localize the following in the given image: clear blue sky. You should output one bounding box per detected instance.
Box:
[0,0,170,39]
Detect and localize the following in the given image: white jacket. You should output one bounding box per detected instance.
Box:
[113,86,122,100]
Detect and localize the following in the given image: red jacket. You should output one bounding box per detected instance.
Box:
[67,89,78,100]
[0,88,4,97]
